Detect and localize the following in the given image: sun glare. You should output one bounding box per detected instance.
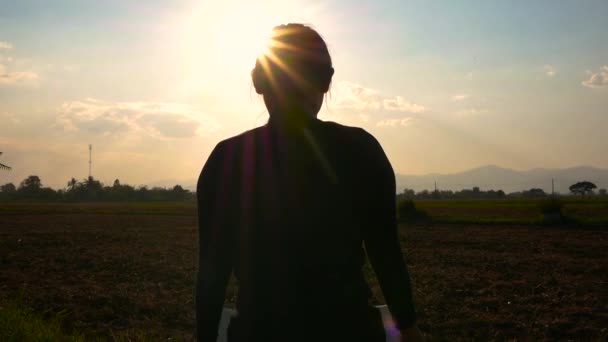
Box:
[182,4,277,74]
[211,10,273,70]
[176,0,328,101]
[177,3,284,95]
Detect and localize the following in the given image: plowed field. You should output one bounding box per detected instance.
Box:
[1,203,606,340]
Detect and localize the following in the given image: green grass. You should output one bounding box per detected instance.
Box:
[415,198,539,208]
[0,300,85,342]
[0,300,173,342]
[0,201,196,216]
[1,198,607,224]
[413,197,608,225]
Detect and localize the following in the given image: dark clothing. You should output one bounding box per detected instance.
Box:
[196,119,416,341]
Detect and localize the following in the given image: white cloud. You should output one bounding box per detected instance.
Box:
[56,99,221,139]
[0,41,12,49]
[376,117,413,127]
[543,65,557,77]
[330,81,426,113]
[383,96,426,113]
[0,63,39,86]
[451,94,469,101]
[582,66,608,88]
[331,81,382,110]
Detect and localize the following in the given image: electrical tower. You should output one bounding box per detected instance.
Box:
[88,144,92,179]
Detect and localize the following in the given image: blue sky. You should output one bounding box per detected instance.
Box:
[1,0,607,189]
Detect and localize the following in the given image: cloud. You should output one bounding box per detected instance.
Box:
[56,99,220,139]
[455,108,488,118]
[582,66,608,88]
[543,65,556,77]
[331,81,381,110]
[376,117,413,127]
[0,63,39,86]
[451,94,469,101]
[0,41,12,49]
[383,96,426,113]
[330,81,426,113]
[138,113,203,138]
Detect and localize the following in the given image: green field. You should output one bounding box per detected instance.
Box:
[406,197,608,224]
[2,197,607,224]
[0,201,195,216]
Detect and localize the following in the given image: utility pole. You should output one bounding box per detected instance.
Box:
[552,178,555,196]
[89,144,92,179]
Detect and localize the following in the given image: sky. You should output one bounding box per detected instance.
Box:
[1,0,607,190]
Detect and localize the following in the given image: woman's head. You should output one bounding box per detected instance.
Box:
[252,24,334,123]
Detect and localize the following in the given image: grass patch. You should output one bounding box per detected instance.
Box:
[431,216,540,225]
[0,202,196,216]
[2,198,608,224]
[412,198,608,225]
[0,300,168,342]
[415,198,542,208]
[0,300,85,342]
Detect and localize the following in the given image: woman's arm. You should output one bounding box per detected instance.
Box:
[196,142,235,341]
[358,131,418,332]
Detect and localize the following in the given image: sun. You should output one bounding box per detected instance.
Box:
[211,10,274,70]
[182,4,276,74]
[177,2,281,97]
[176,0,326,96]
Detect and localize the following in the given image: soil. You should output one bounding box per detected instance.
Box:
[1,204,606,341]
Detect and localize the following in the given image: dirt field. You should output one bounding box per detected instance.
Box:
[1,202,606,341]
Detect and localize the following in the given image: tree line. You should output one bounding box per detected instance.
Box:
[0,175,194,202]
[1,175,605,202]
[398,181,606,200]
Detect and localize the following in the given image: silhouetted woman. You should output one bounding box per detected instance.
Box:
[196,24,422,342]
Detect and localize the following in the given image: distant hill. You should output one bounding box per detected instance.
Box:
[396,165,608,194]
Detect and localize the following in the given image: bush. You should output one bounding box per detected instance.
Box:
[538,198,564,224]
[397,199,428,222]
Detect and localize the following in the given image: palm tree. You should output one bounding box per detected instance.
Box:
[67,177,78,191]
[0,152,11,170]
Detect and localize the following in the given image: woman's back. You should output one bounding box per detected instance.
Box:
[197,119,413,341]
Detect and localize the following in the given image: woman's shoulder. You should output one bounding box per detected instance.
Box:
[211,121,383,154]
[212,125,269,151]
[317,120,381,148]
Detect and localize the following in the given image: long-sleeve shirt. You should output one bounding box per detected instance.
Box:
[196,118,417,341]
